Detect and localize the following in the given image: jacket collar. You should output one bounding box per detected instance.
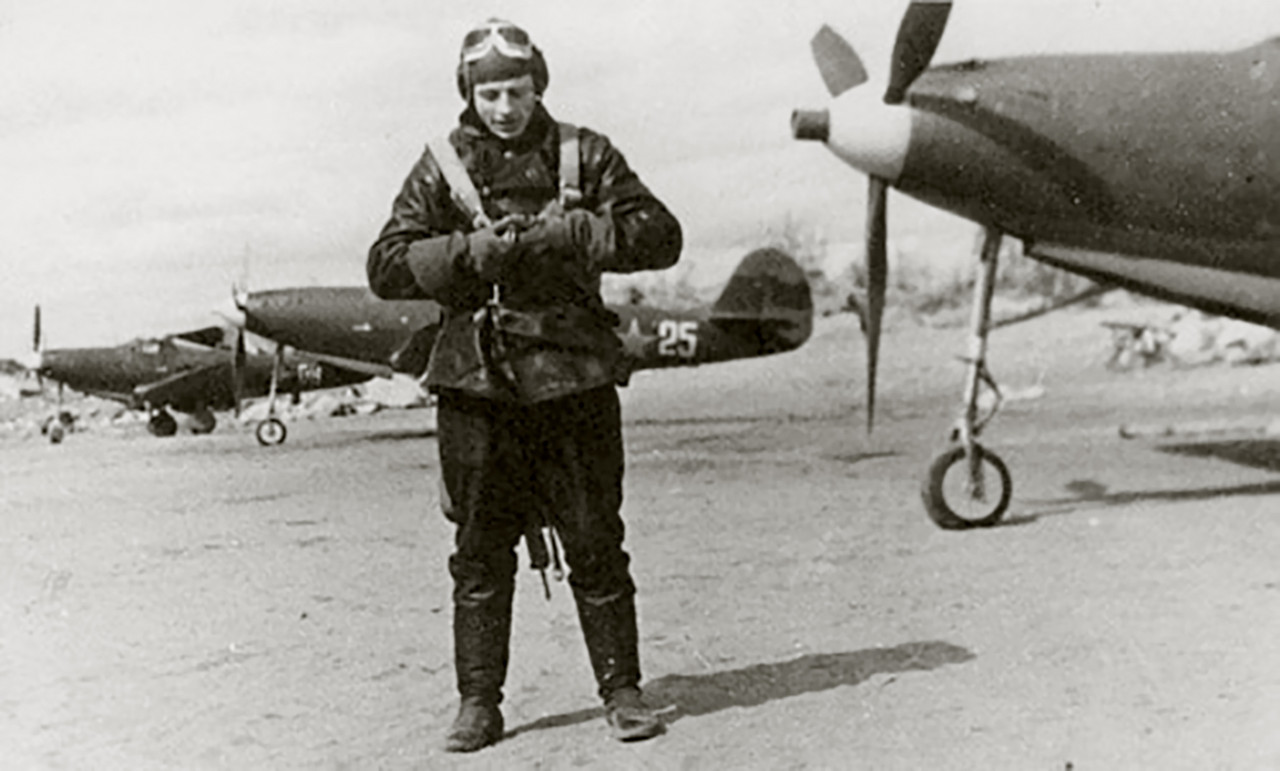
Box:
[457,103,555,154]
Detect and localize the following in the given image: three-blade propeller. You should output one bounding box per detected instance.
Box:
[807,0,952,433]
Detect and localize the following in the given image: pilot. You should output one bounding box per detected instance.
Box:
[366,18,682,753]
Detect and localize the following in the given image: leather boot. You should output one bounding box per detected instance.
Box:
[576,592,664,741]
[604,686,663,742]
[444,696,504,753]
[444,590,512,752]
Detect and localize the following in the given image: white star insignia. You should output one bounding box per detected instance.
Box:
[618,318,656,359]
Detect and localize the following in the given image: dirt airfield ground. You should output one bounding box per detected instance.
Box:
[3,309,1280,770]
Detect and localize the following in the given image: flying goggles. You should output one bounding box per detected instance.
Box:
[461,22,533,63]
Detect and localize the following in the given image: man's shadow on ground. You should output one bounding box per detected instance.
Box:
[508,640,974,737]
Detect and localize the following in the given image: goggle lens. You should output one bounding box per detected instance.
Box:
[462,24,532,61]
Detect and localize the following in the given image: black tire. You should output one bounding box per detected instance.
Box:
[148,411,178,437]
[255,418,287,446]
[921,443,1012,530]
[48,423,65,444]
[189,410,217,435]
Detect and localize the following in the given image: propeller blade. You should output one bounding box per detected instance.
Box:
[810,24,869,97]
[864,176,889,434]
[883,0,953,105]
[26,305,45,384]
[232,328,247,417]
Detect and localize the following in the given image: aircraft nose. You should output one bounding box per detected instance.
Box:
[30,349,61,380]
[214,296,247,329]
[792,87,913,183]
[21,349,44,374]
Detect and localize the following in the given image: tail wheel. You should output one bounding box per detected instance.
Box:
[921,443,1012,530]
[255,418,287,446]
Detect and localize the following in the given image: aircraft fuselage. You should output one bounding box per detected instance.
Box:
[237,249,815,378]
[239,287,437,366]
[39,337,369,414]
[902,39,1280,325]
[807,37,1280,327]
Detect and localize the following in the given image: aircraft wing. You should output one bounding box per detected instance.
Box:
[171,325,229,349]
[295,351,396,379]
[77,388,135,405]
[131,362,229,409]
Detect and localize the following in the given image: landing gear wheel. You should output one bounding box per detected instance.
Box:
[255,418,287,446]
[48,423,65,444]
[148,410,178,437]
[189,408,216,435]
[921,443,1012,530]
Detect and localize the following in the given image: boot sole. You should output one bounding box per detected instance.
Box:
[608,717,665,742]
[444,727,504,753]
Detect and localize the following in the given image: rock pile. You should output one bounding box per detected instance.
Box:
[1105,309,1280,370]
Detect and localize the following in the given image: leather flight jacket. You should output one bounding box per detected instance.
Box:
[367,105,683,403]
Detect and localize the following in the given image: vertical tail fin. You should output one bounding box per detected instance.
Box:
[710,248,814,354]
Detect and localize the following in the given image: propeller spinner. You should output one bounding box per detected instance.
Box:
[792,0,952,432]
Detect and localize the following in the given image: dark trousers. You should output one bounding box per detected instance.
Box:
[436,386,641,702]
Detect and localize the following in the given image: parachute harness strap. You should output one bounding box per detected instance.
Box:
[430,128,574,601]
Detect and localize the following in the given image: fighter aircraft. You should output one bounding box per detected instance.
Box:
[792,1,1280,528]
[226,246,814,385]
[25,306,373,444]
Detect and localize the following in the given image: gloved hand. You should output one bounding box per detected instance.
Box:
[465,215,528,283]
[517,210,612,267]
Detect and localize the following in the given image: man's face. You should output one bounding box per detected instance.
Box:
[473,75,538,139]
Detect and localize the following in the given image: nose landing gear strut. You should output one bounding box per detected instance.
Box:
[921,227,1013,529]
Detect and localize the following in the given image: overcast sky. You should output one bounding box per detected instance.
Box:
[2,0,1277,355]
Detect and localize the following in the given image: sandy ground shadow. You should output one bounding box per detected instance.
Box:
[507,640,974,737]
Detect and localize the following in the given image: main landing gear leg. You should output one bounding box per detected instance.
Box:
[921,226,1013,529]
[46,382,70,444]
[255,345,288,446]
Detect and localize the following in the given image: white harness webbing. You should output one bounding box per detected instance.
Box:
[425,124,584,597]
[425,122,581,229]
[556,122,582,208]
[427,133,491,229]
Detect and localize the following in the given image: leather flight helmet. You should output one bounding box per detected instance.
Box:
[456,18,549,100]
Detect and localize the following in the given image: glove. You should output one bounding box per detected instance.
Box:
[518,210,613,269]
[465,216,527,283]
[516,213,576,256]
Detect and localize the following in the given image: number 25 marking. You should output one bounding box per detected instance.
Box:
[657,320,698,358]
